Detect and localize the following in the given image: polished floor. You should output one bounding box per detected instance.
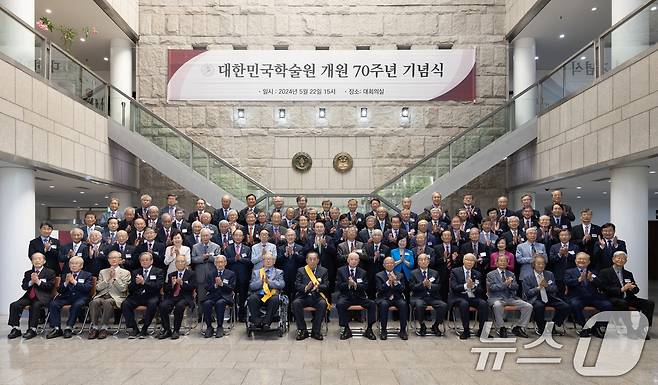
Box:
[0,311,656,385]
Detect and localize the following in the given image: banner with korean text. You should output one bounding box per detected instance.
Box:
[167,49,475,101]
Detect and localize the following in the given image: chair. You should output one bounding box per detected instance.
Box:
[27,276,61,335]
[199,292,237,336]
[120,287,164,335]
[447,304,479,336]
[410,305,446,336]
[302,306,329,336]
[337,305,369,337]
[377,305,408,338]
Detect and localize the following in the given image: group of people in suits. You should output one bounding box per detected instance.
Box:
[7,191,654,342]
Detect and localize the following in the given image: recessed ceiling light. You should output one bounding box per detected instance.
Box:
[40,203,46,206]
[591,7,597,11]
[80,37,86,42]
[650,170,656,174]
[103,57,108,61]
[602,191,607,195]
[576,196,581,199]
[654,191,658,194]
[608,179,612,183]
[94,203,99,206]
[104,196,109,199]
[559,34,565,39]
[534,56,539,60]
[48,185,55,188]
[576,186,582,189]
[72,200,77,203]
[580,56,586,60]
[79,191,85,194]
[45,9,52,14]
[651,6,657,11]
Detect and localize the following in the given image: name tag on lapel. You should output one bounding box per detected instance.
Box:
[77,278,85,283]
[125,254,132,259]
[51,245,57,249]
[429,277,436,282]
[356,278,363,283]
[149,275,157,280]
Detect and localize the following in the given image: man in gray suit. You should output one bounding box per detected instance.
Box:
[521,255,570,335]
[248,253,285,329]
[337,226,364,266]
[515,227,546,281]
[486,254,532,338]
[191,228,221,303]
[251,229,278,271]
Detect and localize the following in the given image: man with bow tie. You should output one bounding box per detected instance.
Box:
[158,255,196,339]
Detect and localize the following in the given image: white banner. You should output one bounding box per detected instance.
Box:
[167,49,475,101]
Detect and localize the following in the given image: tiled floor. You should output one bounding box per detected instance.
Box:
[0,313,655,385]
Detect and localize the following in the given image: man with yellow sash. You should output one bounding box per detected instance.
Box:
[291,252,329,340]
[247,252,285,329]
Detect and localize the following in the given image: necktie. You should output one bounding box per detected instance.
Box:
[374,244,379,252]
[422,270,427,280]
[526,220,531,229]
[538,273,548,303]
[195,235,200,243]
[165,229,170,239]
[607,240,612,249]
[556,218,560,226]
[173,272,182,296]
[531,243,536,254]
[444,244,449,255]
[143,269,148,278]
[110,232,116,243]
[473,243,478,255]
[501,209,506,217]
[350,268,355,278]
[28,270,39,299]
[466,270,475,298]
[73,273,78,281]
[393,230,397,238]
[148,243,153,252]
[617,269,624,286]
[581,269,588,286]
[500,270,505,282]
[348,242,353,252]
[42,237,48,245]
[585,225,590,235]
[236,244,241,255]
[120,245,124,253]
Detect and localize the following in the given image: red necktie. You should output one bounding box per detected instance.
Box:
[28,270,39,299]
[173,272,182,296]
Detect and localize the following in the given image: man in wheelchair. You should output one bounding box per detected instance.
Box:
[247,252,285,330]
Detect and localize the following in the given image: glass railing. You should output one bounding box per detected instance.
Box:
[254,193,401,216]
[50,44,107,114]
[540,43,596,111]
[108,86,271,199]
[0,7,45,75]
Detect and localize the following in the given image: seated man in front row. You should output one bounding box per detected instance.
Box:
[247,252,284,330]
[8,253,56,339]
[46,256,93,339]
[158,254,196,340]
[376,257,409,340]
[449,253,489,340]
[336,252,377,340]
[292,251,329,341]
[521,254,570,335]
[203,255,235,338]
[409,253,447,337]
[88,250,131,339]
[121,252,164,338]
[486,254,533,338]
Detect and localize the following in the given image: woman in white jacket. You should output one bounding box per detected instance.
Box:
[164,233,191,279]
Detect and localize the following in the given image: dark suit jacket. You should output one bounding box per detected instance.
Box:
[238,207,260,226]
[434,242,460,270]
[294,265,329,299]
[357,228,376,243]
[564,266,600,298]
[449,228,467,246]
[410,245,437,270]
[20,267,56,304]
[111,243,137,271]
[80,225,104,241]
[205,267,235,303]
[571,223,602,256]
[375,270,405,301]
[409,268,442,300]
[459,241,490,273]
[134,241,166,269]
[383,228,408,249]
[522,269,560,302]
[500,229,526,253]
[544,203,576,222]
[303,235,336,272]
[592,239,627,272]
[449,267,485,300]
[336,266,368,300]
[596,267,641,300]
[156,227,180,245]
[59,242,90,272]
[163,270,196,305]
[549,216,572,231]
[128,266,164,298]
[57,270,93,299]
[173,220,191,235]
[28,237,61,273]
[187,210,210,224]
[461,205,483,226]
[548,242,579,280]
[276,243,305,290]
[515,208,541,221]
[135,206,150,219]
[211,207,233,225]
[224,243,253,282]
[347,211,366,230]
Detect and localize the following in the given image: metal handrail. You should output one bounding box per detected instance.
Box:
[254,193,402,214]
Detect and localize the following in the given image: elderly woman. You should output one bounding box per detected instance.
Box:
[489,237,515,272]
[88,250,130,339]
[390,237,414,282]
[164,232,191,279]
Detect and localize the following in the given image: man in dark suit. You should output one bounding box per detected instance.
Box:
[238,194,260,226]
[518,207,539,232]
[571,209,601,257]
[448,216,467,247]
[121,252,164,338]
[515,193,541,221]
[592,223,627,272]
[58,228,90,274]
[357,216,377,244]
[410,254,447,336]
[8,253,56,340]
[543,190,575,221]
[184,221,202,249]
[399,209,417,235]
[102,217,121,245]
[202,255,235,338]
[28,222,61,274]
[211,194,233,225]
[336,253,377,340]
[173,208,191,235]
[422,192,449,222]
[410,232,437,269]
[459,228,490,274]
[548,203,572,232]
[135,194,153,219]
[499,217,525,254]
[304,222,337,293]
[276,229,305,299]
[564,252,613,338]
[159,194,179,218]
[449,253,489,339]
[375,257,409,340]
[224,229,252,322]
[436,230,460,299]
[346,198,366,231]
[548,229,579,297]
[597,251,654,338]
[461,194,483,227]
[158,255,196,340]
[46,256,93,339]
[111,230,137,271]
[133,228,166,269]
[292,252,329,340]
[360,229,389,299]
[264,212,287,245]
[127,218,147,246]
[155,213,180,246]
[496,196,514,223]
[337,226,365,266]
[79,211,104,242]
[521,255,570,335]
[374,207,390,233]
[383,216,408,249]
[187,198,210,224]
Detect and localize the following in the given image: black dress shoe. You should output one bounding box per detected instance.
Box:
[379,332,387,340]
[204,327,215,338]
[578,328,591,338]
[23,329,37,340]
[592,326,605,339]
[157,330,172,339]
[459,332,470,340]
[171,331,180,340]
[398,331,408,340]
[512,326,528,338]
[215,328,224,338]
[128,328,139,339]
[340,328,352,340]
[431,324,443,337]
[262,324,271,330]
[363,328,377,340]
[311,332,323,341]
[63,329,73,339]
[138,328,149,339]
[418,323,427,336]
[497,327,507,338]
[46,328,63,339]
[7,328,22,339]
[296,330,308,341]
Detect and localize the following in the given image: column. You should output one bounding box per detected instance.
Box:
[0,0,35,71]
[610,0,649,70]
[0,167,35,315]
[110,38,133,126]
[610,166,648,293]
[512,37,536,127]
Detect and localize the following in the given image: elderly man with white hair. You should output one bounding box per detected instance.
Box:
[46,256,93,339]
[516,227,546,281]
[191,228,221,303]
[247,252,284,329]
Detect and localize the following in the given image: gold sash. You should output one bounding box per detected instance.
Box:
[304,265,333,311]
[260,268,277,302]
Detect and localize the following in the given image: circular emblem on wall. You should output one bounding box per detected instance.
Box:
[292,152,312,172]
[333,152,353,173]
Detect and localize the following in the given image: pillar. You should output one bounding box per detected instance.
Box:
[512,37,537,127]
[611,0,649,70]
[110,38,133,127]
[0,0,35,71]
[0,167,35,315]
[610,166,648,294]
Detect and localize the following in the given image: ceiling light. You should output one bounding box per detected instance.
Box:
[360,107,368,118]
[650,170,656,174]
[49,185,55,189]
[72,200,77,203]
[580,56,586,60]
[94,203,99,206]
[278,108,286,119]
[534,56,539,60]
[651,6,657,11]
[654,191,658,194]
[576,186,582,189]
[576,196,581,199]
[80,37,86,42]
[318,107,326,119]
[401,107,409,118]
[79,191,85,194]
[40,203,46,206]
[591,7,597,11]
[104,196,109,199]
[237,108,245,119]
[602,191,607,195]
[45,9,52,14]
[559,34,565,39]
[103,57,109,61]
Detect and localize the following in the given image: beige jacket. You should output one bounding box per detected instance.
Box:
[93,266,131,306]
